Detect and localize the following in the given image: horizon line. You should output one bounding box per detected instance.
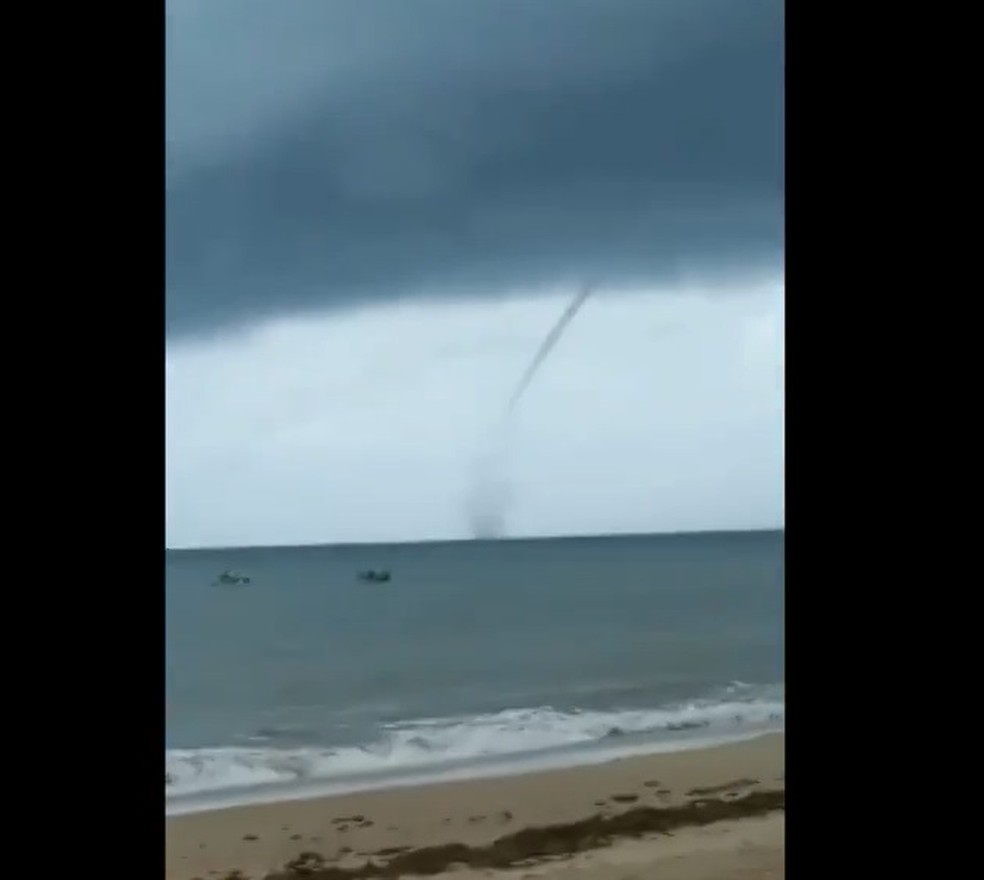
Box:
[166,524,784,554]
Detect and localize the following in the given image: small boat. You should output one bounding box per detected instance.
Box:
[213,570,251,586]
[357,569,391,583]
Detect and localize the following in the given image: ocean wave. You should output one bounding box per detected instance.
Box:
[166,690,783,801]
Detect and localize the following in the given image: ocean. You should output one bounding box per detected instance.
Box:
[165,529,783,814]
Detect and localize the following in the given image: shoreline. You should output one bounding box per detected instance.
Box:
[167,725,782,817]
[167,732,783,880]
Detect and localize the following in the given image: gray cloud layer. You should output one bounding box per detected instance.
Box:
[166,0,783,338]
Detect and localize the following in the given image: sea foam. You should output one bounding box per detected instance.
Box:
[166,691,783,810]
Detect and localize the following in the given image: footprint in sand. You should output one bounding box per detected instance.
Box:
[609,793,639,804]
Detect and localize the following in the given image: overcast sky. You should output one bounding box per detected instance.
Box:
[165,0,784,548]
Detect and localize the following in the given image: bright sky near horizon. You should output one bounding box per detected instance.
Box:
[166,278,783,548]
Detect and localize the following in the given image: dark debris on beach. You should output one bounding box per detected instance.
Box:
[261,789,784,879]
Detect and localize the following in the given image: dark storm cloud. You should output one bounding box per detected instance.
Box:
[166,0,783,338]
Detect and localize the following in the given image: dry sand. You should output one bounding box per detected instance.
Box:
[166,733,784,880]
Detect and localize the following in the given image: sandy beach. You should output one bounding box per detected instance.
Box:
[166,733,784,880]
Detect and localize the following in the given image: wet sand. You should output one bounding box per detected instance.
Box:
[166,733,784,879]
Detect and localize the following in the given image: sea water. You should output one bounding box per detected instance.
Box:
[166,529,783,813]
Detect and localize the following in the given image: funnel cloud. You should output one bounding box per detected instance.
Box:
[468,283,597,538]
[466,447,515,540]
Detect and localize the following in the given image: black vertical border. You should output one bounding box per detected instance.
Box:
[785,0,937,877]
[7,0,165,870]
